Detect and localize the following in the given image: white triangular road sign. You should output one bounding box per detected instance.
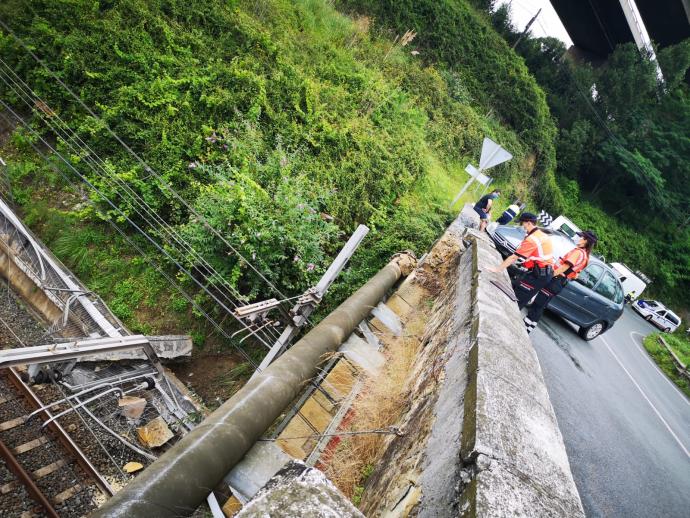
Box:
[479,137,513,170]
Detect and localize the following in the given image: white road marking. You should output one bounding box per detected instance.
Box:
[600,335,690,458]
[629,331,690,408]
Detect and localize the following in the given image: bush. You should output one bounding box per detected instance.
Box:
[0,0,558,341]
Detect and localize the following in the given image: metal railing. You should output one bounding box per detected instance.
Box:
[0,195,126,339]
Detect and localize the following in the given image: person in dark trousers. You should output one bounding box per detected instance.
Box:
[473,189,501,231]
[488,212,554,308]
[523,231,597,334]
[497,199,525,225]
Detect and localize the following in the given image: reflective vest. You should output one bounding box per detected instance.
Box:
[556,247,589,280]
[515,228,553,269]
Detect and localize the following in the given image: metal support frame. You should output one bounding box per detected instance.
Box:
[0,335,150,368]
[250,224,370,378]
[0,335,190,426]
[93,253,415,518]
[0,195,121,337]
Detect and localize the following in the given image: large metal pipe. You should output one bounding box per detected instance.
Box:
[94,254,415,517]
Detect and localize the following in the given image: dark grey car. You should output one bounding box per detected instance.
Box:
[487,224,624,340]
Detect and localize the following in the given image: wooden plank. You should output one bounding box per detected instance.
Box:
[0,416,25,431]
[33,459,68,479]
[13,436,50,454]
[52,484,82,505]
[0,480,17,494]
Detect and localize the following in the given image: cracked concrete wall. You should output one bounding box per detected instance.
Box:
[359,206,584,517]
[237,461,363,518]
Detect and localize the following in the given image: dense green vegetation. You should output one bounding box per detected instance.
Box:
[489,4,690,309]
[0,0,540,343]
[643,333,690,397]
[1,0,688,353]
[339,0,562,211]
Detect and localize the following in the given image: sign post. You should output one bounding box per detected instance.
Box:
[450,137,512,207]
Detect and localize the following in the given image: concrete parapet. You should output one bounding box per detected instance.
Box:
[236,461,363,518]
[359,216,584,517]
[459,203,480,230]
[461,236,584,517]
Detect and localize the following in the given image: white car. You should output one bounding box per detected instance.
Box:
[632,300,681,333]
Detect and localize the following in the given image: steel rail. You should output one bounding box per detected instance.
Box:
[5,367,115,498]
[0,434,60,518]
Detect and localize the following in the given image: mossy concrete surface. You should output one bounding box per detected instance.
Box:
[359,205,584,517]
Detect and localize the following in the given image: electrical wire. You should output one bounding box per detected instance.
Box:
[0,18,289,304]
[0,69,282,346]
[0,62,283,345]
[0,104,273,359]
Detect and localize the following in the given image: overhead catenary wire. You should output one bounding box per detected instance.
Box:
[0,108,263,369]
[0,21,288,341]
[0,18,290,304]
[0,108,330,446]
[0,66,284,347]
[0,61,283,345]
[0,102,277,355]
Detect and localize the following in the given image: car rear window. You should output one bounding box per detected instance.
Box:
[578,263,603,289]
[667,314,680,325]
[595,272,620,302]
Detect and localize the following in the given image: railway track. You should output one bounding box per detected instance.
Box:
[0,367,113,517]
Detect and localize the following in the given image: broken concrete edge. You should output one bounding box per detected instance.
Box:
[77,335,193,362]
[460,235,585,517]
[236,461,364,518]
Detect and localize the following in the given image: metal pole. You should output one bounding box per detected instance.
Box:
[253,225,369,376]
[93,253,415,517]
[512,8,541,49]
[449,176,476,207]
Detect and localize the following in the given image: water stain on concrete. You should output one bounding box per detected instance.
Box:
[540,319,586,373]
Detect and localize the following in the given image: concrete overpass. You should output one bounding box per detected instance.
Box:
[550,0,690,57]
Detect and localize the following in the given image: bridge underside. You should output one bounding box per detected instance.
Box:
[636,0,690,48]
[551,0,690,56]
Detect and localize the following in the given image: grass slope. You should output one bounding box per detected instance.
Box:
[0,0,543,349]
[643,333,690,398]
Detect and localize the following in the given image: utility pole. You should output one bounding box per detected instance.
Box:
[512,8,542,49]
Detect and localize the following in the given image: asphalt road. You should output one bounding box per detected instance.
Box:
[531,306,690,518]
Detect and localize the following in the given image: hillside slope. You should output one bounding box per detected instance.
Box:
[0,0,557,381]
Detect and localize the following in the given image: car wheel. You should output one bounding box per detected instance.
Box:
[665,328,672,333]
[579,322,605,341]
[645,315,652,322]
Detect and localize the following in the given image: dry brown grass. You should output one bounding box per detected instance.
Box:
[319,302,430,501]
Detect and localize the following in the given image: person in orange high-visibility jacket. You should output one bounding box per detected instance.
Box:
[523,230,597,334]
[488,212,554,308]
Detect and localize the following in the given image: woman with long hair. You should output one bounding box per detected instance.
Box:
[523,230,598,335]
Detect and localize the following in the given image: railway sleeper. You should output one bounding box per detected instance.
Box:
[0,458,70,494]
[0,415,26,431]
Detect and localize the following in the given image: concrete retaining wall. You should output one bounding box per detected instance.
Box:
[0,240,63,327]
[360,206,584,517]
